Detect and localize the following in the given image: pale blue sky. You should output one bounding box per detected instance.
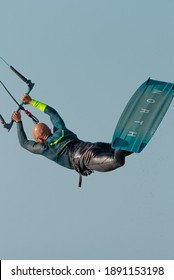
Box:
[0,0,174,259]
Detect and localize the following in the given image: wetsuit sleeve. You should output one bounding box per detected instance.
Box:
[30,99,65,131]
[16,121,47,154]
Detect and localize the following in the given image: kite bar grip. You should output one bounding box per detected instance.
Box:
[19,87,32,107]
[10,67,35,106]
[10,66,35,92]
[10,66,28,83]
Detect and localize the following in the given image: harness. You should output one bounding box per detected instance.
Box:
[72,144,94,188]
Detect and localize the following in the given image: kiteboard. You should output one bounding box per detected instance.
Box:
[112,78,174,153]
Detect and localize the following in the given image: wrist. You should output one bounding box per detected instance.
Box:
[30,99,47,112]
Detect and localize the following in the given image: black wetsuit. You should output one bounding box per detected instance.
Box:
[16,100,128,183]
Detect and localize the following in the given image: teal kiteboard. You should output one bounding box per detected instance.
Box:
[112,78,174,153]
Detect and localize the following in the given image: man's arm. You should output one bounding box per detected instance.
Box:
[20,94,77,145]
[12,111,47,154]
[21,94,66,131]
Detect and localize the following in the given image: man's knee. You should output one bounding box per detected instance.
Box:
[115,159,125,169]
[114,150,126,168]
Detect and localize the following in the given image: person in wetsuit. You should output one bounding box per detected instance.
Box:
[12,94,132,186]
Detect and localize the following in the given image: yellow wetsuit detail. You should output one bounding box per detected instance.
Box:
[49,130,65,146]
[30,99,47,112]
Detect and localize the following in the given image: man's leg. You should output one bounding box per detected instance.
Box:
[84,143,132,172]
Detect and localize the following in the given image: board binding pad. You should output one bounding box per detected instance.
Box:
[112,78,174,153]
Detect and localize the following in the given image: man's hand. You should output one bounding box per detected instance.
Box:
[21,94,32,104]
[11,111,21,123]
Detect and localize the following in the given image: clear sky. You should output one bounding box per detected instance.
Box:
[0,0,174,260]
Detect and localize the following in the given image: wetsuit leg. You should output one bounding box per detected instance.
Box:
[83,143,132,172]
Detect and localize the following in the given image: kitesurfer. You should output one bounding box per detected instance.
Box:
[12,94,132,185]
